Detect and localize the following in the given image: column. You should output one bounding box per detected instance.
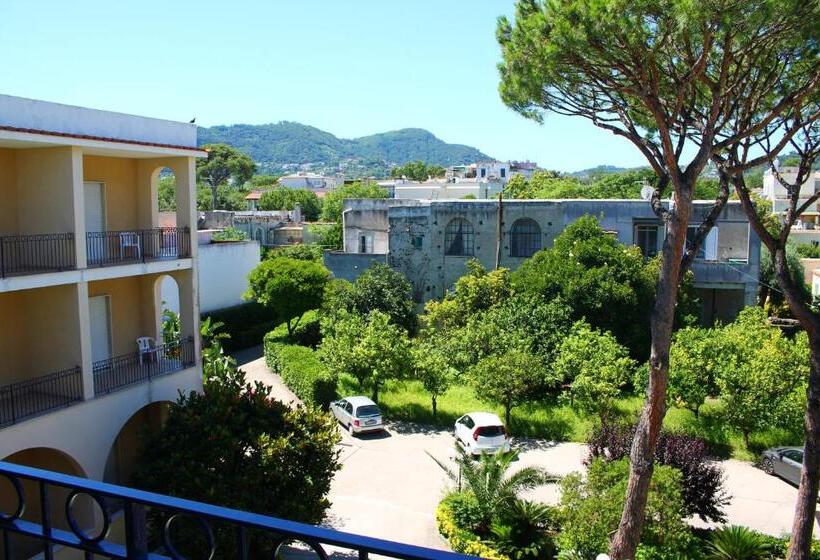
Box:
[75,281,95,400]
[70,147,87,268]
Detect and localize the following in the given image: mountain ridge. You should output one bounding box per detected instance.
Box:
[197,121,490,177]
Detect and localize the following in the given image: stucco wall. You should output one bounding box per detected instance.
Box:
[323,252,387,282]
[17,147,77,234]
[89,276,157,356]
[0,148,18,232]
[83,155,139,231]
[192,240,260,313]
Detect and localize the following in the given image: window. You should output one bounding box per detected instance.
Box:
[480,168,486,178]
[460,415,475,429]
[634,223,659,257]
[510,218,542,258]
[783,450,804,463]
[345,402,354,415]
[500,168,506,178]
[444,218,474,256]
[358,234,373,254]
[411,235,423,249]
[686,226,719,260]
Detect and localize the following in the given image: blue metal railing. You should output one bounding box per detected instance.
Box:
[0,460,477,560]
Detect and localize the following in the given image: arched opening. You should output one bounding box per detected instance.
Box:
[1,448,90,559]
[254,227,263,243]
[157,166,178,216]
[158,274,181,343]
[104,401,171,487]
[444,218,474,256]
[510,218,542,258]
[266,227,277,246]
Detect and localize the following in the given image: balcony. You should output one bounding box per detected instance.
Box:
[93,337,195,396]
[86,227,191,268]
[0,460,470,560]
[0,366,83,428]
[0,233,76,278]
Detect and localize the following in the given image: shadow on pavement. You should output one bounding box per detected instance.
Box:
[386,420,450,436]
[512,438,561,453]
[230,344,264,365]
[351,429,393,441]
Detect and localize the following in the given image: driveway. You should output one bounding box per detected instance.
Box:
[236,351,815,549]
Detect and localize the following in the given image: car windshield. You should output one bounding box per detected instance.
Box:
[356,405,381,417]
[478,425,505,437]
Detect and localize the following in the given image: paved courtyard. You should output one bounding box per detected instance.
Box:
[237,350,817,550]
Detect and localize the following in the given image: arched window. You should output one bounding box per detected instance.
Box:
[510,218,541,258]
[254,228,263,242]
[444,218,474,256]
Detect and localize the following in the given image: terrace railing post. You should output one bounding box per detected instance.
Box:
[39,481,54,560]
[123,501,148,560]
[9,384,15,425]
[140,230,146,263]
[0,236,5,278]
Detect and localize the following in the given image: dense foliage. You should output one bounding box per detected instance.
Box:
[245,257,330,336]
[390,160,446,181]
[587,423,728,523]
[264,340,337,408]
[257,187,321,221]
[320,181,389,222]
[196,143,256,210]
[201,302,278,352]
[557,459,691,557]
[132,352,340,557]
[322,264,417,334]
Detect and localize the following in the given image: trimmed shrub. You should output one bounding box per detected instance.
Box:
[265,310,322,348]
[436,496,510,560]
[587,423,728,523]
[202,302,278,352]
[264,338,337,408]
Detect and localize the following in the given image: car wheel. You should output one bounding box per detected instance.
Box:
[761,457,775,475]
[347,423,355,436]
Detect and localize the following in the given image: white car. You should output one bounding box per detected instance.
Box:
[454,412,511,456]
[330,396,384,435]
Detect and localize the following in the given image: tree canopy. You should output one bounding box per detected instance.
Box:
[196,143,256,210]
[320,181,388,222]
[258,188,322,221]
[390,160,447,181]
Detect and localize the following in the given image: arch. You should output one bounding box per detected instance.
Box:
[510,218,542,258]
[103,401,172,487]
[157,274,181,342]
[2,447,91,557]
[266,227,277,246]
[444,218,474,256]
[254,227,263,243]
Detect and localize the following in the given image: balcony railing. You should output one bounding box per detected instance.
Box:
[93,337,196,396]
[0,366,83,428]
[0,460,474,560]
[0,233,76,278]
[86,227,191,268]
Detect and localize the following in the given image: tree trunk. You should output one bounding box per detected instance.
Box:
[610,196,690,559]
[211,185,218,211]
[372,384,379,403]
[773,248,820,560]
[505,404,512,429]
[432,397,437,421]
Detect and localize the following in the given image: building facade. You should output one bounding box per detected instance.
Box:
[278,171,340,190]
[329,198,760,325]
[0,94,203,545]
[762,166,820,228]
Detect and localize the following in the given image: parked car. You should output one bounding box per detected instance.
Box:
[331,396,384,435]
[454,412,511,456]
[761,446,804,485]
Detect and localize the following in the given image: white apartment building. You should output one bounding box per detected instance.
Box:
[392,178,504,200]
[447,160,539,184]
[278,171,340,190]
[0,95,204,545]
[762,166,820,228]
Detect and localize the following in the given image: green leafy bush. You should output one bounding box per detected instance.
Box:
[491,499,558,560]
[264,339,337,408]
[202,302,278,352]
[266,310,321,348]
[557,458,690,558]
[706,525,770,560]
[436,495,510,560]
[211,226,247,242]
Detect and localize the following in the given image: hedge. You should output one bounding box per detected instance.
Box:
[202,302,278,352]
[264,338,337,408]
[435,499,508,560]
[264,310,321,348]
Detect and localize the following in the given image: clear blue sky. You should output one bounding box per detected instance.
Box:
[0,0,648,172]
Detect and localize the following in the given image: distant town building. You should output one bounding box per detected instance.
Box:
[446,160,539,184]
[391,178,504,200]
[325,198,760,326]
[761,167,820,246]
[278,171,340,191]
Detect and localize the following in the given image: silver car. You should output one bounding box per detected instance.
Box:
[330,396,384,435]
[761,446,804,485]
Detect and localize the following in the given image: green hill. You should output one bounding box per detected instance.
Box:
[197,122,490,177]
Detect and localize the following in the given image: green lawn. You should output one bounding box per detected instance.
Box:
[339,376,800,461]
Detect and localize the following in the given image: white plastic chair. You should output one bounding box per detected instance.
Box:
[136,336,158,365]
[120,232,141,260]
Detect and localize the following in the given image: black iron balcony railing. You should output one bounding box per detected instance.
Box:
[0,233,76,278]
[0,366,83,428]
[0,461,473,560]
[93,337,196,396]
[86,227,191,268]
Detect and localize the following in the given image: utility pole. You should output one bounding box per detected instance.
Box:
[495,190,503,270]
